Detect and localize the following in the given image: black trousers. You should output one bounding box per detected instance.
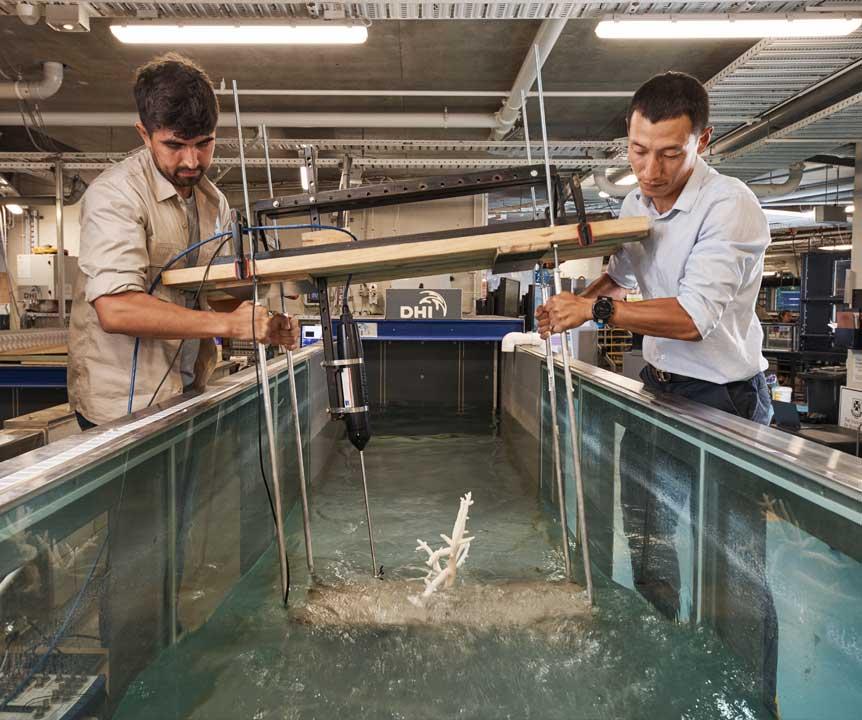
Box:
[620,367,778,716]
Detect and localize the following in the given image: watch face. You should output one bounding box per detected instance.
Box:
[594,298,613,321]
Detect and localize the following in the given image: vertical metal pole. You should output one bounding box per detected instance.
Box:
[359,451,378,575]
[336,154,353,227]
[541,277,570,575]
[54,159,65,325]
[696,447,706,625]
[525,82,564,524]
[233,82,289,603]
[535,45,593,602]
[533,45,555,227]
[167,445,178,645]
[519,90,539,219]
[262,125,315,575]
[492,344,499,420]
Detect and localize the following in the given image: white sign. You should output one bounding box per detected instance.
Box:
[839,386,862,431]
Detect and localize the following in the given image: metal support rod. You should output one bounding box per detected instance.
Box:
[359,451,379,575]
[553,251,593,603]
[233,82,290,603]
[520,90,539,219]
[533,44,555,227]
[540,275,571,578]
[534,46,593,602]
[262,124,314,575]
[54,159,65,325]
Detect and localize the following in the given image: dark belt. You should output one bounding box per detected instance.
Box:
[646,364,756,388]
[645,364,698,385]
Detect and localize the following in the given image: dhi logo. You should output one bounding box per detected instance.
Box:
[400,290,449,319]
[851,398,862,420]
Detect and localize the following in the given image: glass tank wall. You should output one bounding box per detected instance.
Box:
[0,349,326,717]
[529,351,862,719]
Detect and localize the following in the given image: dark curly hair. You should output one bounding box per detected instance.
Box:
[627,72,710,135]
[134,53,219,138]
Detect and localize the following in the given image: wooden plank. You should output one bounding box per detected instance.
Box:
[301,229,356,247]
[162,217,649,291]
[0,344,68,359]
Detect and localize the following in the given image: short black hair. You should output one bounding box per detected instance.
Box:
[134,53,218,138]
[626,72,710,135]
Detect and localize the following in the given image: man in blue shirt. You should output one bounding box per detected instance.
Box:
[537,73,778,717]
[537,72,771,424]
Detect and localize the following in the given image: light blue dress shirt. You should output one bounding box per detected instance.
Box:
[607,156,769,385]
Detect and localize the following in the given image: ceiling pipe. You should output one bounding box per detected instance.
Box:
[490,18,569,141]
[215,88,633,98]
[0,111,497,129]
[748,163,805,199]
[709,60,862,158]
[0,62,63,101]
[592,168,632,198]
[0,175,87,206]
[595,162,806,199]
[758,178,856,204]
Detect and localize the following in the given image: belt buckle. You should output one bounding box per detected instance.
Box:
[654,367,671,383]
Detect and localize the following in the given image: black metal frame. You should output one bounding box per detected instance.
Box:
[253,165,554,225]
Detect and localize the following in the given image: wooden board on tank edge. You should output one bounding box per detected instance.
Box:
[161,216,649,291]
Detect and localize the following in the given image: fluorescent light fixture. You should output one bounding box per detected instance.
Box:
[110,23,368,45]
[595,14,862,40]
[598,191,610,199]
[823,244,853,251]
[846,204,855,214]
[618,174,638,186]
[299,165,310,191]
[762,271,777,277]
[5,204,24,215]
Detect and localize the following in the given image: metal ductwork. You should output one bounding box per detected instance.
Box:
[747,163,805,199]
[594,162,806,200]
[490,18,568,141]
[0,111,497,129]
[0,175,87,206]
[0,62,63,101]
[709,60,862,158]
[592,168,631,198]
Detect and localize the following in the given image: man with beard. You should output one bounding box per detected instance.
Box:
[69,53,298,428]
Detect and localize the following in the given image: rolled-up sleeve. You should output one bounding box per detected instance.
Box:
[677,193,769,340]
[79,182,149,302]
[607,247,638,290]
[606,193,642,290]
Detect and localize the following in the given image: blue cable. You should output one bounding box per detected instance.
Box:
[127,231,231,413]
[127,224,358,413]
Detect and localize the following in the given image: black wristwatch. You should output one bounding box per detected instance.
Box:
[592,296,615,329]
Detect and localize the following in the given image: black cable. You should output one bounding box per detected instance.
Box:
[343,274,353,312]
[146,234,232,408]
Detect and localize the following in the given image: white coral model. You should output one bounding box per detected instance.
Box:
[414,491,475,603]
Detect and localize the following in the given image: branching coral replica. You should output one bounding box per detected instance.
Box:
[412,492,474,605]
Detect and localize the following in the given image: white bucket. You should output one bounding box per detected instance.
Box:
[772,386,793,403]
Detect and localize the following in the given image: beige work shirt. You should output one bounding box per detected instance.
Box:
[69,148,231,425]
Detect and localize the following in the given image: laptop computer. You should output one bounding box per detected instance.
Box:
[772,399,801,431]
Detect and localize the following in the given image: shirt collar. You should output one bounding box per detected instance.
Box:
[670,155,710,214]
[634,155,710,216]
